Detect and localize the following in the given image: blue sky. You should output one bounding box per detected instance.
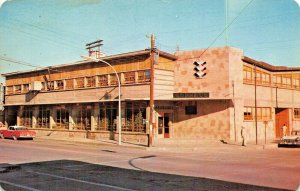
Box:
[0,0,299,83]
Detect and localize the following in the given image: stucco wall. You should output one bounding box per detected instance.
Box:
[172,100,231,140]
[174,47,231,99]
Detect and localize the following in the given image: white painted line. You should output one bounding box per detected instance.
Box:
[29,171,137,191]
[0,179,42,191]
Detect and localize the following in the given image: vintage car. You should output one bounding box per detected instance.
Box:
[278,130,300,147]
[0,126,36,140]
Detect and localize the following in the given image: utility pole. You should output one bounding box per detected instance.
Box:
[149,34,155,147]
[254,64,258,145]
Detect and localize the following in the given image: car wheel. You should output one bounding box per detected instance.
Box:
[0,134,4,139]
[12,136,17,140]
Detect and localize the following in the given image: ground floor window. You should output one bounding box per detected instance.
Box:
[74,105,91,130]
[56,106,69,129]
[21,107,33,127]
[37,106,50,128]
[124,102,147,132]
[97,103,117,131]
[294,108,300,119]
[244,107,271,121]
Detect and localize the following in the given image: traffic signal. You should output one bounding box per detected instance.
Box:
[193,61,207,78]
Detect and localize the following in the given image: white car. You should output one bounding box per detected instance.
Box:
[278,130,300,147]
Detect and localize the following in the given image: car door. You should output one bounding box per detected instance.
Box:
[7,127,14,138]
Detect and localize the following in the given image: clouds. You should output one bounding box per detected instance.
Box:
[295,0,300,7]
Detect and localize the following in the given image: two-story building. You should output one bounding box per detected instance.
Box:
[1,46,300,146]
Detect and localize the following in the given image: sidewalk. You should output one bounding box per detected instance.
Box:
[147,138,279,152]
[35,134,147,149]
[35,134,279,153]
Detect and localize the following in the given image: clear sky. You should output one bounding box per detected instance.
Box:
[0,0,299,83]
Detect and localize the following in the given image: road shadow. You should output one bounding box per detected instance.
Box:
[0,160,291,191]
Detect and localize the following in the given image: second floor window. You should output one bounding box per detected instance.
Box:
[14,85,21,94]
[22,84,29,93]
[65,79,74,90]
[6,86,13,95]
[56,80,64,90]
[138,70,151,83]
[110,74,120,86]
[124,72,135,84]
[75,77,84,88]
[86,76,96,87]
[98,75,108,87]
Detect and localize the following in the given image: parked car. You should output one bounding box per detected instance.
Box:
[278,130,300,147]
[0,126,36,140]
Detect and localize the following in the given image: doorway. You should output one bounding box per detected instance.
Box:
[275,108,289,138]
[157,113,170,138]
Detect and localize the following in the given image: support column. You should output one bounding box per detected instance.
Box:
[4,108,9,127]
[69,105,75,130]
[119,102,126,132]
[91,103,99,131]
[32,106,38,128]
[49,108,56,129]
[17,106,24,126]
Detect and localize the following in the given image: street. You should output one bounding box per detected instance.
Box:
[0,138,299,190]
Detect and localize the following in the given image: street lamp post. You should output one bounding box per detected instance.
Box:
[82,56,122,145]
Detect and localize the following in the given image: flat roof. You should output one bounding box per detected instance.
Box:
[1,49,177,77]
[242,56,300,72]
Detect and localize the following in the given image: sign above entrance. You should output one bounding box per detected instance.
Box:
[173,92,209,98]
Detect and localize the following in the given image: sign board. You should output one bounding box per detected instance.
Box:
[173,92,209,98]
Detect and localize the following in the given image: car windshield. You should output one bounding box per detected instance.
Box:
[14,127,28,130]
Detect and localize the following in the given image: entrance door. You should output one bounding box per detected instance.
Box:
[164,114,170,138]
[157,114,170,138]
[275,108,289,138]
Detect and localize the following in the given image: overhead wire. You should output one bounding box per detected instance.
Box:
[1,0,298,70]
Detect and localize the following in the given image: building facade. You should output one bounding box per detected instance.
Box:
[2,47,300,145]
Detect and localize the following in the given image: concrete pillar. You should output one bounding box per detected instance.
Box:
[69,105,75,130]
[49,108,56,129]
[32,106,38,128]
[119,102,126,132]
[17,106,24,126]
[4,109,9,127]
[91,103,99,131]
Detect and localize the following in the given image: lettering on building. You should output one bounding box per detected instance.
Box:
[173,92,209,98]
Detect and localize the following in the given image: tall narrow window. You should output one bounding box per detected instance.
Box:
[21,107,33,127]
[294,108,300,119]
[74,105,91,130]
[37,106,50,128]
[56,106,69,129]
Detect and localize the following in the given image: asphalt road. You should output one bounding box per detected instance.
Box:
[0,138,299,190]
[0,160,289,191]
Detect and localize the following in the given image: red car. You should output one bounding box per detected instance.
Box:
[0,126,36,140]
